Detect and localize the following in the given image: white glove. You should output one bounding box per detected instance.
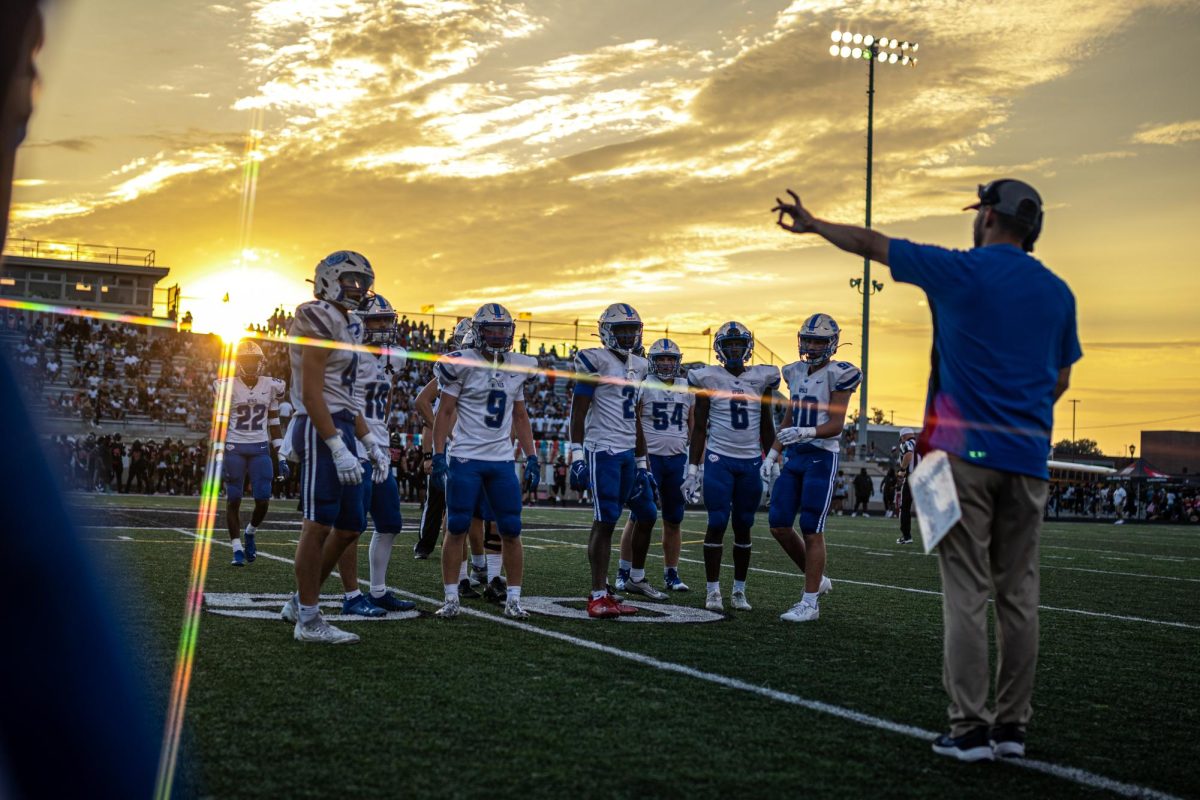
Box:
[388,346,409,370]
[777,426,817,446]
[325,434,363,485]
[359,433,390,483]
[681,463,702,504]
[760,450,779,483]
[569,444,585,464]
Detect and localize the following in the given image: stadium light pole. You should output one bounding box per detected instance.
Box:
[830,29,918,453]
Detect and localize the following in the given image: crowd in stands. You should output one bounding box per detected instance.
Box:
[47,432,209,495]
[1049,481,1200,523]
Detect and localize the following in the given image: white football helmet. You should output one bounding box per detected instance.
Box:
[357,293,397,345]
[314,250,374,312]
[450,317,476,349]
[713,321,754,367]
[797,313,840,367]
[647,338,682,380]
[598,303,643,355]
[471,303,514,355]
[235,339,265,378]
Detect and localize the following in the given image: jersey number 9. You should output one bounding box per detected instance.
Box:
[484,389,507,429]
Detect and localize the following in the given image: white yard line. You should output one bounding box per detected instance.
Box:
[520,535,1200,630]
[176,527,1183,800]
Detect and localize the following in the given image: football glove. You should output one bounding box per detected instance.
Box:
[524,454,540,489]
[680,463,702,504]
[568,446,589,491]
[431,453,449,488]
[359,433,391,484]
[777,426,817,446]
[759,449,779,483]
[276,457,291,480]
[325,435,363,485]
[636,456,660,506]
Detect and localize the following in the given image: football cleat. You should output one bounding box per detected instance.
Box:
[605,582,625,603]
[705,590,724,612]
[281,593,299,623]
[664,569,689,592]
[608,593,638,615]
[615,568,631,592]
[434,598,462,619]
[231,549,246,567]
[342,594,386,617]
[731,590,752,611]
[469,564,487,588]
[503,598,529,619]
[897,537,913,545]
[243,530,257,562]
[294,614,359,645]
[819,575,833,596]
[587,595,620,619]
[458,578,482,599]
[780,600,819,622]
[931,729,994,762]
[625,578,667,600]
[369,591,416,612]
[483,577,507,604]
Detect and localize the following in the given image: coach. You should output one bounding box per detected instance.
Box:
[773,179,1081,763]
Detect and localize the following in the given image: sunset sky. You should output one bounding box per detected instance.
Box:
[10,0,1199,453]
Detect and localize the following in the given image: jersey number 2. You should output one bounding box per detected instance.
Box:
[234,404,267,432]
[621,386,637,420]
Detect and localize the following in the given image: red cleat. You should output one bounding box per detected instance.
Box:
[587,595,620,618]
[607,593,639,616]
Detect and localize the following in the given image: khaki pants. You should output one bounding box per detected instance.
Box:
[938,457,1047,736]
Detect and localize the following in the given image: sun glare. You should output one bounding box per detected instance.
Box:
[183,266,311,342]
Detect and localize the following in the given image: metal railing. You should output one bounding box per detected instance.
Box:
[2,237,156,267]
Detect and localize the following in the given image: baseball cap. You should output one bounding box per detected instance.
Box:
[899,427,916,437]
[963,178,1043,226]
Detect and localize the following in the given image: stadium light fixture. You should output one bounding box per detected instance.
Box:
[828,28,922,451]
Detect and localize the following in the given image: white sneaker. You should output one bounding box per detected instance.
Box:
[503,598,529,619]
[819,575,833,596]
[1114,519,1125,525]
[293,613,359,644]
[705,590,723,612]
[780,600,819,622]
[625,578,668,600]
[281,593,299,623]
[435,598,461,618]
[731,590,752,611]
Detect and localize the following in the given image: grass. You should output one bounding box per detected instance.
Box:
[79,492,1200,799]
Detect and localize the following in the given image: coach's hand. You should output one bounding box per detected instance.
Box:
[325,435,363,485]
[772,189,816,234]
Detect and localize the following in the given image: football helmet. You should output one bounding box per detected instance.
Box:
[471,303,515,355]
[357,293,397,345]
[797,313,840,367]
[647,338,682,380]
[450,317,477,349]
[235,340,265,378]
[598,303,643,355]
[313,250,374,312]
[713,321,754,367]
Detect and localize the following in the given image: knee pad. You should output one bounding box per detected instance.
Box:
[732,527,752,546]
[732,508,757,532]
[704,526,726,545]
[706,509,731,531]
[446,510,472,536]
[799,510,821,535]
[497,513,522,538]
[225,481,244,501]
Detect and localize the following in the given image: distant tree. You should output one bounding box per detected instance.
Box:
[1053,438,1103,457]
[871,407,887,424]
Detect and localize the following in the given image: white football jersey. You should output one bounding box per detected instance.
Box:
[288,299,363,416]
[436,349,537,461]
[356,348,407,441]
[780,360,862,454]
[575,347,649,452]
[687,364,780,459]
[214,376,286,445]
[639,377,693,456]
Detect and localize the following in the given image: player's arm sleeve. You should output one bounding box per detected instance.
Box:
[435,354,463,398]
[833,363,863,393]
[572,350,598,398]
[887,239,972,298]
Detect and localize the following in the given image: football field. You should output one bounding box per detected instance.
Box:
[80,493,1199,799]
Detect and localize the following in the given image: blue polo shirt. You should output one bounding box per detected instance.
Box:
[888,240,1082,480]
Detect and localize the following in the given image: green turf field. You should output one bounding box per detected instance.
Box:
[78,493,1200,799]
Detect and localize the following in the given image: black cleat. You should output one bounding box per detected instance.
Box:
[458,578,482,599]
[483,576,507,604]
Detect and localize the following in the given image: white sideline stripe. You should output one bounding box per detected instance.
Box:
[520,535,1200,630]
[175,526,1182,800]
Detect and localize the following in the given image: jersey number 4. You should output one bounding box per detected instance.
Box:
[652,402,685,431]
[484,389,507,429]
[234,403,267,432]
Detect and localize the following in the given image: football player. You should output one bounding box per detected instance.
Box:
[431,304,539,619]
[763,314,859,622]
[348,293,417,613]
[895,427,919,544]
[215,339,287,566]
[279,250,389,644]
[569,304,659,619]
[683,322,780,612]
[619,338,694,591]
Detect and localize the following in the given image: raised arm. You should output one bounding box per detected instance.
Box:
[773,189,890,265]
